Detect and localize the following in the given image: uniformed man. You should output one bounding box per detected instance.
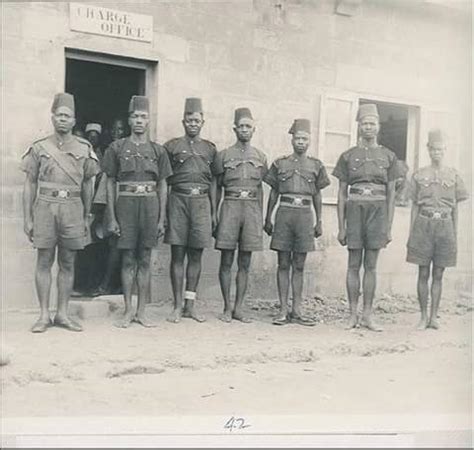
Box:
[102,95,172,328]
[164,98,217,323]
[214,107,268,323]
[21,93,100,332]
[264,119,330,326]
[407,129,468,330]
[333,104,398,331]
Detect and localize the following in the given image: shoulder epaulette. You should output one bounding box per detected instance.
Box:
[75,136,92,147]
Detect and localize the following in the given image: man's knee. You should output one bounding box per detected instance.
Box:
[122,251,137,270]
[363,251,379,272]
[292,253,306,272]
[58,249,75,272]
[418,266,430,282]
[187,248,203,265]
[432,266,445,282]
[238,252,252,272]
[37,250,55,271]
[220,251,234,271]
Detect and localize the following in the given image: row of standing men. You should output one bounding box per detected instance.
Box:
[21,93,468,333]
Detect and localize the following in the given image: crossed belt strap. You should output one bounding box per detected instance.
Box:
[171,185,209,196]
[419,208,452,220]
[38,181,81,200]
[280,194,312,208]
[118,181,157,196]
[225,188,258,200]
[348,183,386,200]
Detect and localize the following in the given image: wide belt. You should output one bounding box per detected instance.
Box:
[280,195,311,207]
[39,187,81,199]
[171,186,209,196]
[349,186,386,196]
[118,182,156,196]
[419,209,451,220]
[224,188,258,200]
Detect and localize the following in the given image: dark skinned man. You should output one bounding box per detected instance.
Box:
[264,119,330,326]
[21,93,100,332]
[164,98,217,323]
[214,107,268,323]
[407,129,468,330]
[333,104,398,332]
[102,95,172,328]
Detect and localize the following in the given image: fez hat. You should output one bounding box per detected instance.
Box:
[289,118,311,135]
[357,103,379,122]
[184,97,203,114]
[51,93,75,114]
[128,95,150,113]
[427,128,446,146]
[85,123,102,134]
[234,107,253,124]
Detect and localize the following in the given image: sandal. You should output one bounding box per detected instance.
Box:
[289,314,316,327]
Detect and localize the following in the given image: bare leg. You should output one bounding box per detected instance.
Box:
[274,251,291,324]
[134,247,156,327]
[346,249,363,329]
[32,248,55,332]
[168,245,186,323]
[360,249,382,331]
[416,265,430,330]
[55,246,82,332]
[183,247,206,322]
[218,250,234,322]
[428,265,445,330]
[233,250,252,323]
[115,249,136,328]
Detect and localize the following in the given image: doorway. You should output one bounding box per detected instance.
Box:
[65,50,157,296]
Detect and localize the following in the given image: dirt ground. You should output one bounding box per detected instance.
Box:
[1,292,472,440]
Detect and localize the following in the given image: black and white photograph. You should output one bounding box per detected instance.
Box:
[1,0,472,448]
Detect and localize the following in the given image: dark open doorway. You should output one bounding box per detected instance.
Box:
[65,55,149,297]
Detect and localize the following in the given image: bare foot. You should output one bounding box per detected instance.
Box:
[183,307,206,323]
[218,310,232,323]
[232,311,252,323]
[345,315,359,330]
[428,318,440,330]
[167,309,182,324]
[359,317,383,332]
[416,317,429,330]
[114,311,135,328]
[133,313,157,328]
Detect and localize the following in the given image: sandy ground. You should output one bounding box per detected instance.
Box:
[1,293,472,441]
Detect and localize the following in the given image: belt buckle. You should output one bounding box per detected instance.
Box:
[362,187,372,196]
[239,190,250,199]
[57,189,69,199]
[293,197,303,206]
[191,187,200,195]
[136,184,146,194]
[433,212,441,219]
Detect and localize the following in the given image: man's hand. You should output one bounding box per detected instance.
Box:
[385,230,392,247]
[84,214,93,236]
[314,221,322,238]
[24,218,34,243]
[157,221,166,239]
[264,219,273,236]
[108,218,121,236]
[337,228,347,246]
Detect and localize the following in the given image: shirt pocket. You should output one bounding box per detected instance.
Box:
[247,159,264,180]
[172,150,193,166]
[223,158,243,181]
[119,154,137,174]
[348,156,365,175]
[142,154,159,177]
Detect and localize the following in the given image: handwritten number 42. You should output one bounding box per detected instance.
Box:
[224,416,251,432]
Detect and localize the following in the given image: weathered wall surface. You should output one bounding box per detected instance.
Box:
[2,1,471,309]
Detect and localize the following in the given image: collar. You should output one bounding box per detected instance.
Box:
[185,135,201,144]
[235,141,251,152]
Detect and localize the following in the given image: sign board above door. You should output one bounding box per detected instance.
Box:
[69,3,153,43]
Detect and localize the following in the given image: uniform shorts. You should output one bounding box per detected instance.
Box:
[116,195,159,249]
[346,199,388,250]
[164,191,212,249]
[215,199,263,252]
[270,206,315,253]
[406,214,456,267]
[33,197,85,250]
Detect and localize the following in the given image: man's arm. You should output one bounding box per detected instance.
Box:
[336,181,348,246]
[157,178,167,238]
[452,203,458,238]
[409,201,419,234]
[264,188,279,236]
[106,176,120,235]
[386,180,396,243]
[312,190,322,238]
[210,177,217,230]
[22,174,37,242]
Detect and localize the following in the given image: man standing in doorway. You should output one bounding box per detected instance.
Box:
[333,104,398,331]
[214,107,268,323]
[406,129,468,330]
[21,93,100,332]
[164,98,217,323]
[264,119,330,326]
[102,95,172,328]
